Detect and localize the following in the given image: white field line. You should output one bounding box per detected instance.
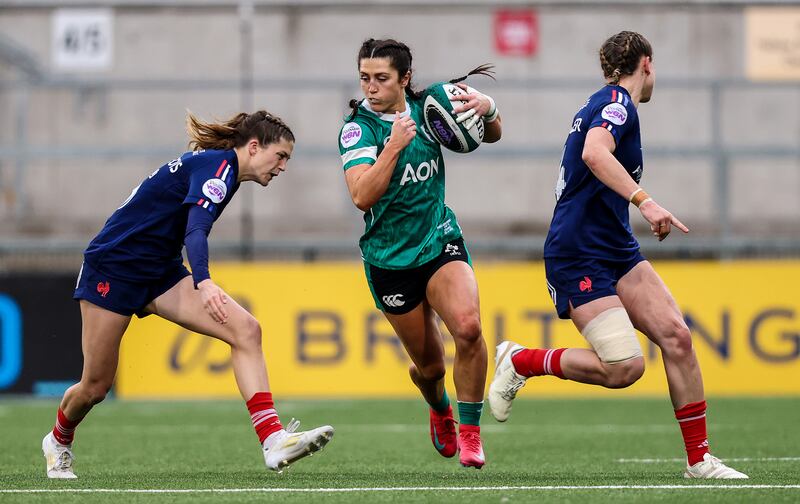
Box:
[2,485,800,494]
[617,457,800,463]
[83,423,697,434]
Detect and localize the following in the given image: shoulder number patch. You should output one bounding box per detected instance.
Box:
[601,103,628,126]
[202,178,227,204]
[340,122,363,148]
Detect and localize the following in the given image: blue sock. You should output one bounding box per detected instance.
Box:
[457,400,483,426]
[429,389,451,413]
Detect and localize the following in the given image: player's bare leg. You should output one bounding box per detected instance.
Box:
[618,261,746,478]
[146,276,333,472]
[426,262,487,402]
[62,302,130,423]
[489,295,644,422]
[496,295,644,393]
[386,303,457,458]
[617,262,701,407]
[426,261,487,468]
[44,301,131,479]
[146,277,269,399]
[386,302,447,407]
[563,296,645,387]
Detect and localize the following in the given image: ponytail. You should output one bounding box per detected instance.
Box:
[187,110,294,151]
[449,64,496,84]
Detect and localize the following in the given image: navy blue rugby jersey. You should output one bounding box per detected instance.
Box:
[544,85,643,260]
[84,149,239,281]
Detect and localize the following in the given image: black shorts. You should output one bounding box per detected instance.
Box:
[364,237,472,315]
[73,261,191,317]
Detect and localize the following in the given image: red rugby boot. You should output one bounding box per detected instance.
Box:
[458,424,485,469]
[429,406,457,458]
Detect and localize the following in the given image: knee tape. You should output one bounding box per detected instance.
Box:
[581,307,643,363]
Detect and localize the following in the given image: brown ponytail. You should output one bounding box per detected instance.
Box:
[187,110,295,151]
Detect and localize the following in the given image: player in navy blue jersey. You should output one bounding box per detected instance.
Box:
[42,110,333,479]
[488,31,747,479]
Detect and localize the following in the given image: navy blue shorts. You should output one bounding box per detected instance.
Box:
[73,261,191,317]
[544,252,646,319]
[365,237,473,315]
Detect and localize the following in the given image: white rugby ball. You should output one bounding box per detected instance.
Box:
[422,82,484,153]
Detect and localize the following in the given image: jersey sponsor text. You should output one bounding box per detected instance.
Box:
[400,158,440,186]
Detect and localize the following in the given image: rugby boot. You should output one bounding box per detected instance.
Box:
[458,425,485,469]
[684,453,749,479]
[488,340,527,422]
[262,418,334,472]
[42,432,77,479]
[429,405,458,458]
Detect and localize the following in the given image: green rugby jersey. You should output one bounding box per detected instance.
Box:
[339,98,462,269]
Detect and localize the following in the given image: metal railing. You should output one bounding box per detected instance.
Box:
[1,9,800,263]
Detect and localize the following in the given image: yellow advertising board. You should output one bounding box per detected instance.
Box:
[117,261,800,398]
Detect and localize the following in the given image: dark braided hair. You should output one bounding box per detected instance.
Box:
[347,38,495,121]
[187,110,295,151]
[599,31,653,85]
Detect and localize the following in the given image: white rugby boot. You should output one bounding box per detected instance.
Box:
[488,340,527,422]
[262,419,334,472]
[42,432,77,479]
[684,453,749,479]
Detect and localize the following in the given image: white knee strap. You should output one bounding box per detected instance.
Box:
[581,307,643,363]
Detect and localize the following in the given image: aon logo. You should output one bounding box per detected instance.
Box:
[400,158,440,186]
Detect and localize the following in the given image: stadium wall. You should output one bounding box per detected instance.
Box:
[0,4,798,243]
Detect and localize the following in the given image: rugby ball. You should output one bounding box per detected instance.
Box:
[422,82,484,153]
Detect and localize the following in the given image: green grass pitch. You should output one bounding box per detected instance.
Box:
[1,397,799,503]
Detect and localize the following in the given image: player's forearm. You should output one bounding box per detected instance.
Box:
[352,145,401,210]
[184,205,214,287]
[583,146,640,201]
[185,229,210,287]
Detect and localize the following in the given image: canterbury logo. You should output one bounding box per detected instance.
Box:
[445,243,461,256]
[382,294,405,308]
[579,276,592,292]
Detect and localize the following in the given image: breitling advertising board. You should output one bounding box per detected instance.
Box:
[116,261,800,398]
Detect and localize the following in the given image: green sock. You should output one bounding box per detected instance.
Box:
[429,389,451,413]
[457,400,483,426]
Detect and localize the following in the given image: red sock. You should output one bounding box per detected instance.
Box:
[675,400,710,465]
[511,348,567,379]
[52,408,80,445]
[247,392,283,444]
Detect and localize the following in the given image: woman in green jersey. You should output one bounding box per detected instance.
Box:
[338,38,502,469]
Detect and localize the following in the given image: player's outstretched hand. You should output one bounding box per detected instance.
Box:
[197,279,229,324]
[388,112,416,150]
[639,200,689,241]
